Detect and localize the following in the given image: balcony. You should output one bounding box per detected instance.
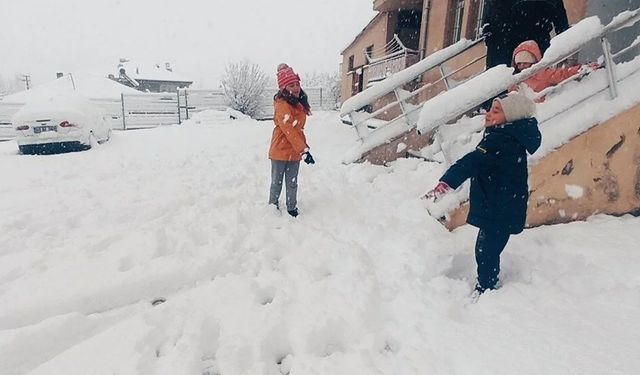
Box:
[362,34,421,86]
[363,51,420,86]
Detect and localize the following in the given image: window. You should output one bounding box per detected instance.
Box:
[366,45,374,60]
[451,0,466,43]
[348,55,355,71]
[466,0,486,40]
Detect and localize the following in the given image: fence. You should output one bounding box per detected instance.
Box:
[0,86,334,140]
[179,87,331,122]
[118,93,180,129]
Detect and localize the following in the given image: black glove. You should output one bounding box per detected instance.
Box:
[303,152,315,165]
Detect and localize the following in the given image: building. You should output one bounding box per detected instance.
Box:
[109,59,193,93]
[339,0,637,103]
[339,0,640,229]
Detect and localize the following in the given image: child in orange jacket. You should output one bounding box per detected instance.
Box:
[268,64,314,217]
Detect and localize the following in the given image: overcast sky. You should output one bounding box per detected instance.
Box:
[1,0,377,88]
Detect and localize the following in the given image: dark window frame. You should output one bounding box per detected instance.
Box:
[365,45,374,60]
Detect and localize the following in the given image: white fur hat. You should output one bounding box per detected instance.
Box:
[495,92,536,122]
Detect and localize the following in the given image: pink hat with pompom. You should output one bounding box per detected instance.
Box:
[277,63,300,90]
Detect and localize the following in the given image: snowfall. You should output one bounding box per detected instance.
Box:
[0,106,639,375]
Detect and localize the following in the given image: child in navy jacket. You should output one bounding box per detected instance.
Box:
[426,93,541,293]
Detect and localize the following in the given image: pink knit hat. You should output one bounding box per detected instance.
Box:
[277,63,300,90]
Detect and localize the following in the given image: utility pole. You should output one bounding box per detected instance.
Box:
[21,74,31,90]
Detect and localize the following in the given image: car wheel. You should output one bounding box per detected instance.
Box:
[86,132,98,150]
[99,129,112,144]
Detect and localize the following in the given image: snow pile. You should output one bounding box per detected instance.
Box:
[0,112,639,375]
[187,108,252,125]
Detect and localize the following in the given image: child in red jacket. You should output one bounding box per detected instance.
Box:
[510,40,599,101]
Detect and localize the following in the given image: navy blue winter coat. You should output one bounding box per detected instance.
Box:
[440,118,542,234]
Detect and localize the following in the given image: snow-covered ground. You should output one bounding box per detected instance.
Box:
[1,111,639,375]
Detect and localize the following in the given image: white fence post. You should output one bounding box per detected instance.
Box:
[177,90,182,124]
[120,93,126,130]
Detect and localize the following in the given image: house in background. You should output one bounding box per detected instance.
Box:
[339,0,619,103]
[108,58,193,93]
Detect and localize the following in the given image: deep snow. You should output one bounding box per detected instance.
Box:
[0,111,639,375]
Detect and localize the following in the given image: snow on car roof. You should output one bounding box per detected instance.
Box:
[12,92,103,122]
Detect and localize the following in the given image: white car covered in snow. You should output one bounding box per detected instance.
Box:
[12,93,111,154]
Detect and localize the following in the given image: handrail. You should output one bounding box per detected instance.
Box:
[340,8,640,164]
[367,48,417,66]
[350,51,486,134]
[342,38,486,141]
[417,10,640,135]
[340,37,485,117]
[426,9,640,166]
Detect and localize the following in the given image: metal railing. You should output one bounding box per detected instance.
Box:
[340,37,486,141]
[340,8,640,164]
[422,10,640,166]
[418,9,640,136]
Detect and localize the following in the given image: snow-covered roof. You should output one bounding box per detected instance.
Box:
[116,61,192,83]
[0,73,140,103]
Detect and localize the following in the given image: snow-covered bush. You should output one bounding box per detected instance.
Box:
[302,71,341,109]
[221,60,268,118]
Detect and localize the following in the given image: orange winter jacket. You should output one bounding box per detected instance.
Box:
[511,40,581,99]
[269,98,308,161]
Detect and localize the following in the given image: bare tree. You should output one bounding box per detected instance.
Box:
[221,60,268,118]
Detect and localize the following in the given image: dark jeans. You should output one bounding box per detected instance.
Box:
[269,160,300,211]
[475,228,511,291]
